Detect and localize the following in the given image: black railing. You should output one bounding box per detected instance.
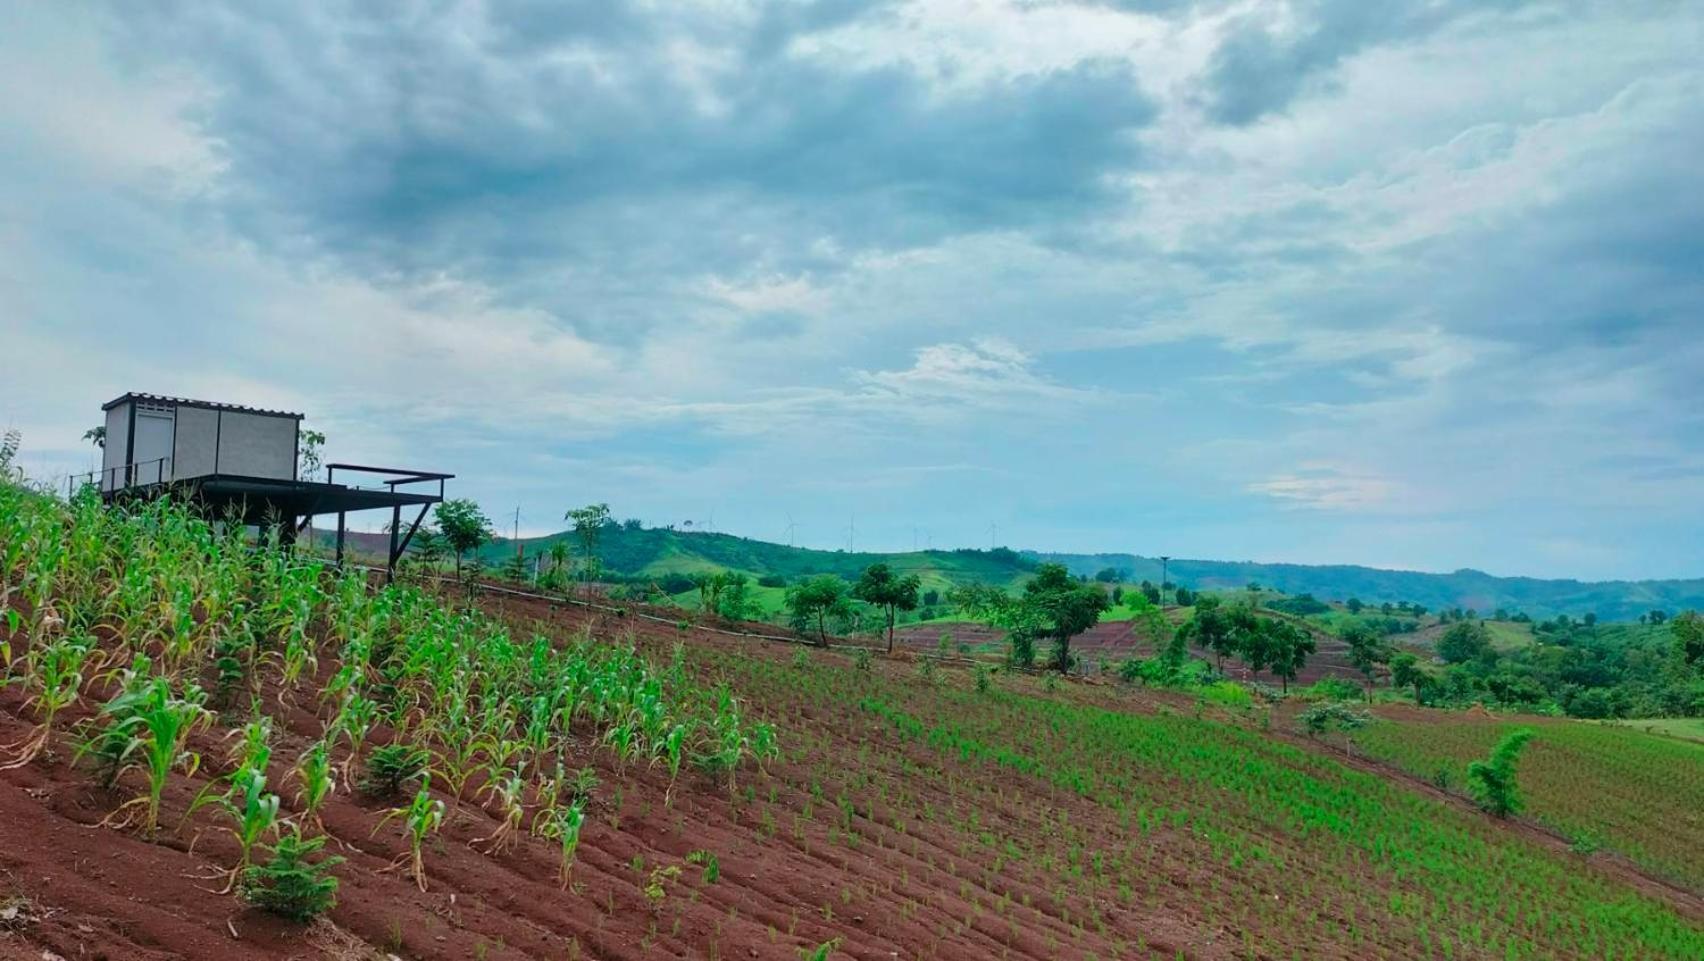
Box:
[68,457,172,496]
[325,463,453,499]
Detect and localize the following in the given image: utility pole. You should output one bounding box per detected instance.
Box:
[514,507,523,560]
[847,514,856,552]
[1159,555,1170,605]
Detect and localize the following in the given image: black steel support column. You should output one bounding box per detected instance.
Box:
[387,504,402,583]
[335,511,347,566]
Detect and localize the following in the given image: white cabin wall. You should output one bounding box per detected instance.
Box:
[101,403,129,491]
[216,411,296,480]
[172,405,219,480]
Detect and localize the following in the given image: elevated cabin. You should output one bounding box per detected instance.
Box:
[82,393,452,578]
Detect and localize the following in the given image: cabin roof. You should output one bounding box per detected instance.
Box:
[101,392,304,419]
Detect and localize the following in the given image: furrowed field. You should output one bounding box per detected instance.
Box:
[1352,707,1704,891]
[1,484,1701,960]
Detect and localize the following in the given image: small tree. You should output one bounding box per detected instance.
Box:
[852,563,922,654]
[1672,610,1704,667]
[434,499,493,575]
[1265,620,1315,693]
[1389,652,1430,704]
[1179,595,1237,672]
[83,425,106,449]
[1467,729,1535,818]
[1341,623,1390,700]
[1437,621,1493,665]
[239,829,342,921]
[564,503,611,600]
[1024,564,1111,673]
[787,575,852,647]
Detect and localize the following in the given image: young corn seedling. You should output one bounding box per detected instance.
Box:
[472,765,526,854]
[293,740,336,833]
[376,776,446,892]
[100,676,212,835]
[1,634,93,769]
[190,765,282,893]
[538,799,587,889]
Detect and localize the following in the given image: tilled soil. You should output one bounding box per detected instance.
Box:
[2,591,1697,960]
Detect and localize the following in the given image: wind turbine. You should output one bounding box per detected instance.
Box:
[784,513,797,547]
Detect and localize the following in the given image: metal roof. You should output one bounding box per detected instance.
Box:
[101,392,304,419]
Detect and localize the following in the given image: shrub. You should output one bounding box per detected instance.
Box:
[1467,728,1535,818]
[853,647,872,672]
[1298,702,1371,738]
[239,830,342,921]
[1200,681,1252,710]
[1300,677,1363,702]
[360,743,428,797]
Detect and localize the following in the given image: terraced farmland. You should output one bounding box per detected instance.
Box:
[2,486,1701,960]
[1352,706,1704,892]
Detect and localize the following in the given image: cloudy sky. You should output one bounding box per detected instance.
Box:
[3,1,1702,580]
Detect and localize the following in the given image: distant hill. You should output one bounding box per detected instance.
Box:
[382,523,1704,622]
[1027,552,1704,622]
[475,526,1036,596]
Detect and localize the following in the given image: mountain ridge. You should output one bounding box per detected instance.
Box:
[439,525,1704,622]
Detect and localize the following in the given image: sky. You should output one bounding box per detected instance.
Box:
[3,1,1702,581]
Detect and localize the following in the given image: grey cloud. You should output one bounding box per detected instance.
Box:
[96,1,1156,293]
[1200,0,1540,125]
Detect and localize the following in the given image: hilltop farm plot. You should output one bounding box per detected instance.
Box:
[1351,706,1704,891]
[1,491,1702,960]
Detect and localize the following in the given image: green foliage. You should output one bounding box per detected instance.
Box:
[786,575,852,646]
[434,499,494,574]
[1298,702,1371,738]
[565,502,611,599]
[1299,677,1363,702]
[239,829,342,921]
[686,848,720,883]
[1438,621,1495,665]
[852,563,921,654]
[953,564,1108,672]
[361,743,429,798]
[1466,728,1536,818]
[1341,623,1390,697]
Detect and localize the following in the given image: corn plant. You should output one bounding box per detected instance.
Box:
[189,765,282,892]
[1,634,93,769]
[538,799,586,888]
[376,776,446,892]
[472,765,526,853]
[98,676,212,834]
[293,740,336,832]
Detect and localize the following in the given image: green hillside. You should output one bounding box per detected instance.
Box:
[1028,551,1704,622]
[479,526,1035,593]
[463,525,1704,622]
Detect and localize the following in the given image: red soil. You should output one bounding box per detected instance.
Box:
[3,592,1696,961]
[0,593,1231,961]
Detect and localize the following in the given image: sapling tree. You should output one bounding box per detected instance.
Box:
[1178,595,1236,672]
[434,499,493,576]
[787,575,852,647]
[1265,620,1315,693]
[852,563,922,654]
[564,502,611,600]
[1341,623,1391,700]
[1467,728,1535,818]
[1389,652,1430,705]
[240,829,342,921]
